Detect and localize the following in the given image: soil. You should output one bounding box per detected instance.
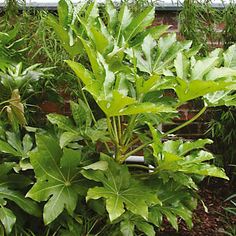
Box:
[159,179,236,236]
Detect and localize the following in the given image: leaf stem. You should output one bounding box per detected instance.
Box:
[117,116,122,141]
[123,106,207,160]
[123,115,137,145]
[162,106,207,138]
[0,98,20,106]
[112,116,119,145]
[126,164,155,170]
[107,117,116,143]
[77,78,96,124]
[104,142,112,154]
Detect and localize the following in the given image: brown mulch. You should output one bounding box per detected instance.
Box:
[159,179,236,236]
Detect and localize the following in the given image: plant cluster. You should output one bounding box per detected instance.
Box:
[0,0,236,235]
[179,0,236,53]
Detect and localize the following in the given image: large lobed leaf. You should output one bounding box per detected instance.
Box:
[156,139,229,180]
[82,154,160,222]
[148,178,197,231]
[26,134,85,224]
[173,52,236,104]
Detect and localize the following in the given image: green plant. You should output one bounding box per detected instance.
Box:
[0,0,236,235]
[223,1,236,49]
[0,62,54,129]
[207,106,236,183]
[0,0,80,103]
[21,0,236,235]
[179,0,222,55]
[0,25,27,71]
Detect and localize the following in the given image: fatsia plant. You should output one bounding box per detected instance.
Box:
[25,0,236,235]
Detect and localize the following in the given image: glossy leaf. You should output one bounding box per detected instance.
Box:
[59,131,79,148]
[27,134,85,224]
[224,44,236,69]
[158,140,229,180]
[47,114,75,132]
[175,78,232,102]
[0,163,40,234]
[174,52,189,80]
[82,155,160,221]
[58,0,74,27]
[124,7,155,42]
[105,0,117,31]
[191,57,218,80]
[65,60,94,86]
[0,207,16,234]
[148,179,196,230]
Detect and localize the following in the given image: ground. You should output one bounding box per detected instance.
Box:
[160,179,236,236]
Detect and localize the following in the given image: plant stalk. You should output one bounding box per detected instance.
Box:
[123,106,207,161]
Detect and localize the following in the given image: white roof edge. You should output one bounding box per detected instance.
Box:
[0,1,232,10]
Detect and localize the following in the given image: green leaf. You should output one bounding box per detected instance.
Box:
[148,179,195,230]
[175,78,232,102]
[178,139,213,156]
[191,57,219,80]
[204,91,236,107]
[124,7,155,42]
[120,219,134,236]
[27,135,85,224]
[118,103,175,116]
[58,0,74,27]
[205,67,236,81]
[105,0,117,31]
[147,122,162,160]
[83,161,108,171]
[153,33,177,72]
[129,25,169,48]
[47,114,75,132]
[133,33,188,75]
[135,221,155,236]
[0,163,15,178]
[0,187,40,217]
[22,134,33,153]
[163,139,213,156]
[59,132,79,148]
[70,100,92,128]
[89,26,110,54]
[82,156,159,221]
[135,35,156,74]
[0,140,19,156]
[78,37,104,80]
[161,208,178,230]
[84,1,99,24]
[174,52,189,80]
[158,140,229,180]
[224,44,236,69]
[0,207,16,234]
[47,15,82,57]
[65,60,94,86]
[117,4,132,37]
[97,91,136,117]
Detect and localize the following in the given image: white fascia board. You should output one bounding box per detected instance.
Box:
[0,0,232,9]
